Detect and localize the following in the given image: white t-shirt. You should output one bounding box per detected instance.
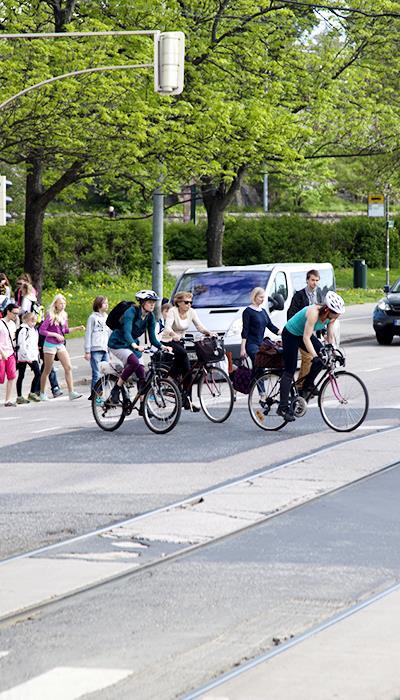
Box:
[161,306,209,341]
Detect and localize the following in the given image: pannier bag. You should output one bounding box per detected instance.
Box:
[232,359,253,395]
[194,336,225,364]
[106,301,136,330]
[254,338,284,370]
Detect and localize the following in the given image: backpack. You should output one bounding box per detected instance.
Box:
[106,301,137,330]
[30,300,44,323]
[15,325,24,352]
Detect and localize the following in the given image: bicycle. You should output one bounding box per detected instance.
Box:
[160,338,234,423]
[91,349,182,434]
[248,345,369,432]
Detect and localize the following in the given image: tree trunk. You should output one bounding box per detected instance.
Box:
[201,167,247,267]
[205,204,225,267]
[24,158,46,298]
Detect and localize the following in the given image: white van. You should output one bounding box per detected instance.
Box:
[170,262,337,360]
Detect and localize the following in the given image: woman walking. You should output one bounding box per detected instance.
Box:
[39,294,85,401]
[240,287,280,365]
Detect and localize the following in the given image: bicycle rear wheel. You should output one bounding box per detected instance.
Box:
[248,370,287,431]
[143,377,182,434]
[318,370,369,432]
[198,366,234,423]
[92,374,125,432]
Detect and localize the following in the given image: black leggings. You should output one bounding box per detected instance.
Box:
[17,361,41,396]
[165,341,192,393]
[280,328,322,407]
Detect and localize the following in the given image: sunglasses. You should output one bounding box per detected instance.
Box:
[182,300,192,305]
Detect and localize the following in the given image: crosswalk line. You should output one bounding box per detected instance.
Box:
[0,667,131,699]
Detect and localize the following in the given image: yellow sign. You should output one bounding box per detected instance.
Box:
[368,194,385,217]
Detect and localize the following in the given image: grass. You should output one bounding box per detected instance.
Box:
[41,266,398,336]
[336,267,399,305]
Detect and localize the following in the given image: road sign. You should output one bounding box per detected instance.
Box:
[0,176,12,226]
[368,194,385,217]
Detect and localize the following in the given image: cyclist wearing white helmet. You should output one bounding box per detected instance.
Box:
[108,290,162,407]
[278,291,345,422]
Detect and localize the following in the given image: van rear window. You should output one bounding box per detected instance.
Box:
[175,271,271,308]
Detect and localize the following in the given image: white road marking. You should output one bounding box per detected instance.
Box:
[0,417,18,421]
[362,367,382,373]
[0,667,131,699]
[0,652,9,659]
[32,426,62,434]
[358,425,392,430]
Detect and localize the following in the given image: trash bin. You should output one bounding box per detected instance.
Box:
[353,259,368,289]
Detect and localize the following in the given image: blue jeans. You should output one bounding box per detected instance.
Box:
[90,350,109,390]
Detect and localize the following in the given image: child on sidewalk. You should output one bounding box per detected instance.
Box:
[84,296,110,399]
[16,312,41,404]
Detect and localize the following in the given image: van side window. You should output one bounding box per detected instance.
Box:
[319,269,335,298]
[290,271,306,292]
[274,272,288,300]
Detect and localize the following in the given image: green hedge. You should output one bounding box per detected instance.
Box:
[2,214,399,290]
[166,215,400,268]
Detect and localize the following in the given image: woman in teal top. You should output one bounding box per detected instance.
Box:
[278,291,345,422]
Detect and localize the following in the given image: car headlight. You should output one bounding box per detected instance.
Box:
[225,317,243,338]
[377,300,390,311]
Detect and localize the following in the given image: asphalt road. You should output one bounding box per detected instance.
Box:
[0,306,399,699]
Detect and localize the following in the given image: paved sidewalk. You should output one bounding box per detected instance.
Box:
[199,583,400,700]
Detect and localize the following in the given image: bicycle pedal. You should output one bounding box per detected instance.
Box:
[255,409,265,423]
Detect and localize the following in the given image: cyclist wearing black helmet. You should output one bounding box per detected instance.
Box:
[278,291,345,422]
[108,290,162,407]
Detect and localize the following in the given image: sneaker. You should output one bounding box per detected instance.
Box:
[52,388,63,398]
[4,401,16,407]
[69,391,82,401]
[16,397,30,404]
[40,393,48,401]
[28,392,40,402]
[277,405,295,422]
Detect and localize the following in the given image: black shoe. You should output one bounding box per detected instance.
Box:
[183,397,200,412]
[301,385,319,399]
[52,388,63,398]
[138,402,144,416]
[277,405,295,422]
[88,392,93,401]
[108,386,120,406]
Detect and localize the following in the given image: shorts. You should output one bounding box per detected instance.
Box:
[43,342,67,356]
[109,347,143,365]
[0,354,17,383]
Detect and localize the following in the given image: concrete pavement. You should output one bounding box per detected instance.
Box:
[198,584,400,700]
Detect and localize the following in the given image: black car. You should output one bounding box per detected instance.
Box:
[373,278,400,344]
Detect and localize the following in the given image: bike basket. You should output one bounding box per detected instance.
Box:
[254,338,284,370]
[194,337,225,363]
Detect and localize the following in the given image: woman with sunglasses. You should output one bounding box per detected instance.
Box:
[161,291,213,411]
[278,291,345,422]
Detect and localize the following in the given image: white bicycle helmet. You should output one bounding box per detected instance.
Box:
[135,289,160,302]
[325,290,345,315]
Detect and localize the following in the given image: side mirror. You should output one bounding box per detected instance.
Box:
[268,293,285,311]
[383,285,390,294]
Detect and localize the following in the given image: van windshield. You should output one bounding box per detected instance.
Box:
[175,271,271,308]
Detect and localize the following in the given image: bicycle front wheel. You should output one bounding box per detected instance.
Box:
[248,370,287,431]
[198,366,234,423]
[318,370,369,432]
[92,374,125,432]
[143,377,182,434]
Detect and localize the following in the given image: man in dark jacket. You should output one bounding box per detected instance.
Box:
[287,269,323,388]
